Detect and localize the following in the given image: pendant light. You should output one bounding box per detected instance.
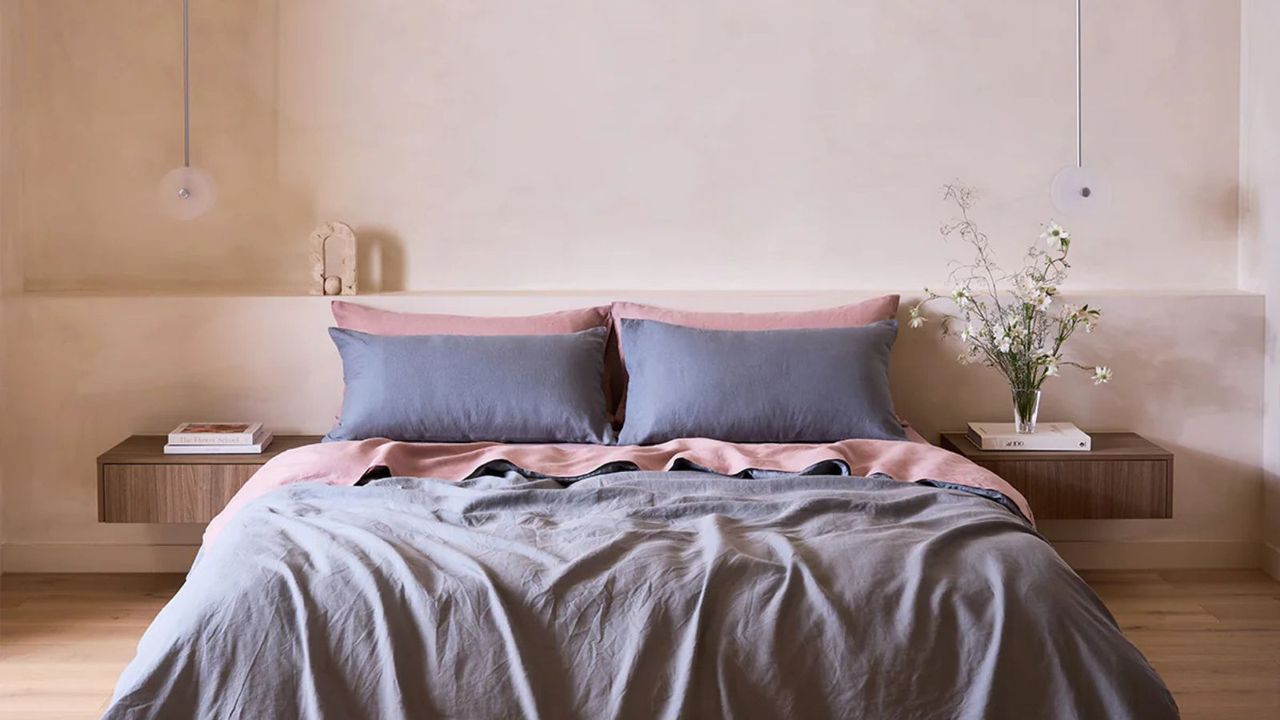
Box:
[1050,0,1102,215]
[159,0,215,220]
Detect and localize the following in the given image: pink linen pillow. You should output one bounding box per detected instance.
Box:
[609,295,900,332]
[331,301,610,336]
[607,295,901,422]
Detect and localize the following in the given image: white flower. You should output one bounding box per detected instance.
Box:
[908,305,927,329]
[1035,347,1058,373]
[923,191,1109,392]
[1042,222,1071,252]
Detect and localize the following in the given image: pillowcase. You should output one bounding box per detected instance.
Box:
[617,319,906,445]
[331,301,615,418]
[609,295,900,331]
[332,301,610,336]
[326,327,612,444]
[607,295,901,420]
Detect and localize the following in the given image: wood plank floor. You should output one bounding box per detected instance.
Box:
[1078,569,1280,719]
[2,570,1278,719]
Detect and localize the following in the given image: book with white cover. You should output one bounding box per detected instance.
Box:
[168,422,265,446]
[164,434,274,455]
[966,422,1091,451]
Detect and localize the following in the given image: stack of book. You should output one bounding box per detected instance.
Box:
[966,422,1092,451]
[164,422,273,455]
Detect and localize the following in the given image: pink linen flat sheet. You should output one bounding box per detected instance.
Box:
[203,433,1032,548]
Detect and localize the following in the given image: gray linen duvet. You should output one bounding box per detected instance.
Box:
[104,472,1178,719]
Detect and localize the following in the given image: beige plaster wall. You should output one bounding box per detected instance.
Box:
[1240,0,1280,579]
[0,4,8,575]
[6,0,1243,294]
[7,0,289,292]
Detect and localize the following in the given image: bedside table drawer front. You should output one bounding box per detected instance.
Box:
[100,464,258,523]
[982,459,1172,520]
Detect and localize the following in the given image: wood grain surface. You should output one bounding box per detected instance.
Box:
[940,432,1174,519]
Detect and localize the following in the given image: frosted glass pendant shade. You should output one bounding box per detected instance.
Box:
[158,166,216,220]
[1050,164,1103,216]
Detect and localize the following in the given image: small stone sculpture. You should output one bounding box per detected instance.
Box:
[309,221,357,296]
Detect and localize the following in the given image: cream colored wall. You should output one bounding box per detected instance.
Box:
[0,0,1268,572]
[0,4,8,576]
[1240,0,1280,579]
[7,0,287,293]
[8,0,1242,294]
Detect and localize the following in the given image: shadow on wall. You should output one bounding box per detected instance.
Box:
[888,294,1265,442]
[356,228,407,293]
[1087,300,1261,434]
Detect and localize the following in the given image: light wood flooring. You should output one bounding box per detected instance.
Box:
[1,570,1278,719]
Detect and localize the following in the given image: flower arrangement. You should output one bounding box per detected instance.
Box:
[909,185,1110,432]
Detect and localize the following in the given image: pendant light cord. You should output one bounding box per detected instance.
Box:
[1074,0,1082,168]
[182,0,191,168]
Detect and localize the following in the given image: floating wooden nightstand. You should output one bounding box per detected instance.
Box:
[97,435,324,523]
[939,432,1173,520]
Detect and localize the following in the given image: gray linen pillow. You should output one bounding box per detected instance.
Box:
[326,326,612,443]
[617,319,906,445]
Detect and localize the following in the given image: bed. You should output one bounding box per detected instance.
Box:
[102,437,1176,719]
[102,298,1177,718]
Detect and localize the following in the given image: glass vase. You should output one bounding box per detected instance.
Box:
[1011,387,1042,434]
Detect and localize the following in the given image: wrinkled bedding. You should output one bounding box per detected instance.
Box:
[203,434,1035,546]
[105,469,1176,719]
